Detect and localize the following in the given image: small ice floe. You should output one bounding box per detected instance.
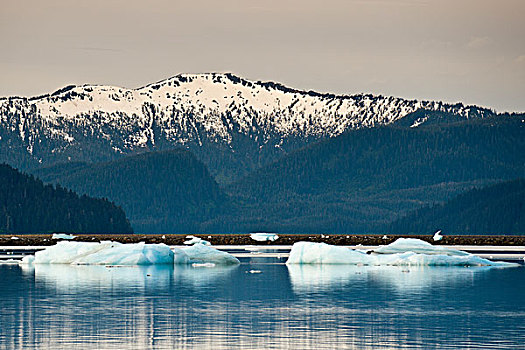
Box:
[52,233,76,240]
[184,235,211,246]
[10,236,19,240]
[246,270,262,274]
[285,238,517,267]
[433,230,443,241]
[250,232,279,242]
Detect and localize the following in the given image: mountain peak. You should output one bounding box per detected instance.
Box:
[0,72,499,174]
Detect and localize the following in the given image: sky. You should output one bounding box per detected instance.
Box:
[1,0,524,112]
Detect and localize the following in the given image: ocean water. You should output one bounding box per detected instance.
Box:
[0,260,524,349]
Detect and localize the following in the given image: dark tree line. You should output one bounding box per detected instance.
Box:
[0,163,132,234]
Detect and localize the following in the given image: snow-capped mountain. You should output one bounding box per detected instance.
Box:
[0,73,495,179]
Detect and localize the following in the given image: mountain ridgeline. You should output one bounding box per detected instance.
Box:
[0,164,132,234]
[0,73,495,184]
[1,73,524,234]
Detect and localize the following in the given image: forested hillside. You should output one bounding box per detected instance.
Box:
[221,115,525,233]
[389,179,525,235]
[29,114,525,234]
[0,164,132,234]
[35,149,227,233]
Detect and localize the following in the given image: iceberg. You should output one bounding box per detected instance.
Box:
[19,240,239,266]
[286,242,370,264]
[52,233,76,240]
[286,239,517,267]
[21,241,179,265]
[250,232,279,242]
[183,243,240,265]
[373,238,469,256]
[184,235,211,245]
[433,230,443,241]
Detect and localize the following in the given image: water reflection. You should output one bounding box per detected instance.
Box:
[287,264,500,294]
[22,264,239,291]
[1,264,524,349]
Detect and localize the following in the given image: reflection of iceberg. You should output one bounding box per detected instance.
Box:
[286,239,517,267]
[20,241,239,266]
[176,264,239,287]
[23,264,238,291]
[287,264,495,294]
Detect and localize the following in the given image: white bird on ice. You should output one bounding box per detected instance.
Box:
[433,230,443,241]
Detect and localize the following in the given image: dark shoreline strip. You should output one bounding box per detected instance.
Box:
[1,234,525,247]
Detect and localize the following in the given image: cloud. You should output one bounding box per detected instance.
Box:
[466,36,492,49]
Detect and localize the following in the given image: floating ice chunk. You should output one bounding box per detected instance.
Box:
[287,242,371,265]
[184,235,211,245]
[52,233,76,240]
[433,230,443,241]
[286,239,517,267]
[21,241,182,265]
[19,240,239,266]
[183,243,240,265]
[374,238,469,256]
[367,251,511,266]
[250,232,279,242]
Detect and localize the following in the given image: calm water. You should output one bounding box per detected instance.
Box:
[1,259,524,349]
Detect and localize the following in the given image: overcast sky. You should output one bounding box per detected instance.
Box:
[1,0,524,112]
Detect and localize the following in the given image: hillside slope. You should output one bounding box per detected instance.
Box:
[35,149,227,233]
[389,179,525,235]
[0,164,132,234]
[223,115,525,233]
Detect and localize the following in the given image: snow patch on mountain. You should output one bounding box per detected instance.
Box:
[0,73,493,161]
